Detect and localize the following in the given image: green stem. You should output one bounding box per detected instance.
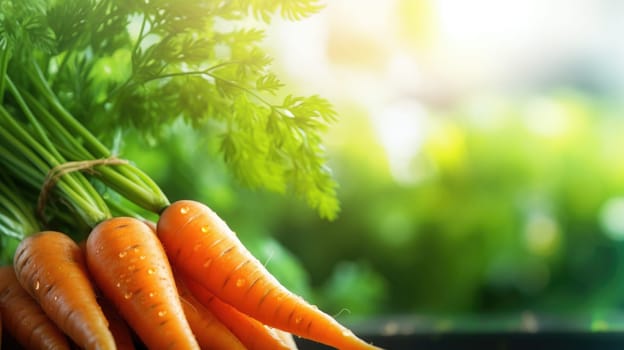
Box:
[0,104,110,226]
[0,102,105,210]
[27,63,169,213]
[29,64,111,157]
[22,91,92,160]
[0,180,39,238]
[5,77,63,161]
[0,126,107,224]
[0,47,10,104]
[0,144,45,188]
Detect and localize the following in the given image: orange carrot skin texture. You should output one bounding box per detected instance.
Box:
[86,217,199,350]
[13,231,116,350]
[78,242,136,350]
[176,277,247,350]
[98,296,136,350]
[184,276,292,350]
[158,200,383,350]
[0,266,70,350]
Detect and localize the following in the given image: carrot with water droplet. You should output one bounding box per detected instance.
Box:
[0,266,70,350]
[78,240,136,349]
[182,275,293,350]
[176,276,247,350]
[13,231,115,350]
[158,200,382,350]
[98,291,137,349]
[86,217,199,350]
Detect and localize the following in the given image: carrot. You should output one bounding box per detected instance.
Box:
[78,240,136,350]
[98,294,137,350]
[13,231,116,350]
[158,200,382,350]
[183,276,294,350]
[176,277,247,350]
[274,329,300,349]
[86,217,199,350]
[0,266,70,350]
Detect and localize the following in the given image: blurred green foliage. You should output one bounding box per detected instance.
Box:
[123,90,624,320]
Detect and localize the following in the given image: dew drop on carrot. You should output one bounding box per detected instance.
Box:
[202,259,212,268]
[119,251,127,258]
[124,292,133,300]
[128,264,136,271]
[148,292,156,298]
[147,268,155,275]
[295,317,302,324]
[116,282,122,288]
[235,278,246,288]
[158,310,167,317]
[180,206,190,215]
[201,226,210,233]
[139,255,146,260]
[34,280,40,290]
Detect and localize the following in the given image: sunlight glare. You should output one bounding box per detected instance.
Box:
[374,99,429,185]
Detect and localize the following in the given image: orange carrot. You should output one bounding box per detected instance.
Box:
[158,200,382,350]
[275,329,299,349]
[0,266,70,350]
[176,277,247,350]
[183,276,294,350]
[78,240,136,350]
[13,231,116,350]
[86,217,199,350]
[98,296,136,350]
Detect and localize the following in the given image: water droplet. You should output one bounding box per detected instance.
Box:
[235,278,246,287]
[202,259,212,268]
[118,251,127,258]
[295,316,303,324]
[115,282,121,288]
[180,206,190,215]
[201,226,209,233]
[53,295,58,301]
[148,292,156,298]
[139,255,146,260]
[157,310,167,317]
[192,243,202,252]
[34,280,40,290]
[127,264,136,271]
[147,268,155,275]
[123,292,133,299]
[133,247,140,253]
[342,330,353,337]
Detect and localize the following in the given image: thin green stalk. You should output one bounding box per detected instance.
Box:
[0,181,39,239]
[6,76,64,161]
[0,126,107,224]
[0,105,110,226]
[0,104,106,213]
[19,90,112,215]
[29,64,169,212]
[0,47,10,104]
[23,92,92,159]
[0,145,44,188]
[29,63,111,157]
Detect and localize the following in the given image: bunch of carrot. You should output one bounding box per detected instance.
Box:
[0,199,382,350]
